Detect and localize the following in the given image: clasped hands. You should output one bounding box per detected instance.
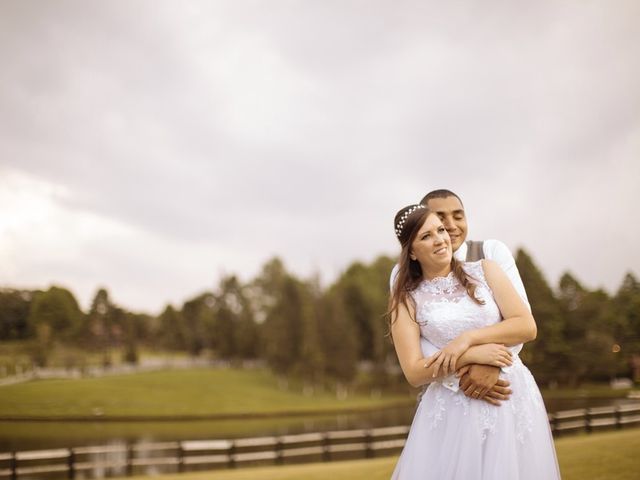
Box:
[423,334,513,406]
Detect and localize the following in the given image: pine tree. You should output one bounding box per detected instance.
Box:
[0,289,34,340]
[614,272,640,381]
[515,249,567,385]
[87,288,115,365]
[157,305,187,351]
[26,286,84,366]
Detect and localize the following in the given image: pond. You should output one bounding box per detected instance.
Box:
[1,396,638,452]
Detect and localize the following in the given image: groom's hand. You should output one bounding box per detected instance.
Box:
[458,364,511,406]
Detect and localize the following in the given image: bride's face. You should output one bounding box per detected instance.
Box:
[410,213,452,272]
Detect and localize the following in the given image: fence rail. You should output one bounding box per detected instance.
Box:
[1,404,639,479]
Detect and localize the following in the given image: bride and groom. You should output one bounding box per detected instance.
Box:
[388,189,561,479]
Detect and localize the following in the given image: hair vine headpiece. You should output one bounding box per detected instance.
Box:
[395,204,426,238]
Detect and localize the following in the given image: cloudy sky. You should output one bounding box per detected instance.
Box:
[1,1,638,313]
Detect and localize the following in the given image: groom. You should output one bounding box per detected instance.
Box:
[391,189,530,406]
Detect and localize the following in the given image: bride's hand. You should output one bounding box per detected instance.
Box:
[466,344,512,368]
[424,334,472,377]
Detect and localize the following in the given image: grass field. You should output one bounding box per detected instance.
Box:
[2,366,636,419]
[0,368,412,418]
[109,428,640,480]
[1,366,638,450]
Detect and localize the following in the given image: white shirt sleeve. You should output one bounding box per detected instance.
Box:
[389,264,399,291]
[483,239,529,358]
[483,239,530,309]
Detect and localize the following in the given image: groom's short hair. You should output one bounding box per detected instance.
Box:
[420,189,464,207]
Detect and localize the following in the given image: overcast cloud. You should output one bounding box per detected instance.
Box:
[1,0,638,312]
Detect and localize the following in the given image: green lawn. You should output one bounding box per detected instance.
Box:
[109,428,640,480]
[0,368,411,418]
[541,383,638,400]
[1,365,636,420]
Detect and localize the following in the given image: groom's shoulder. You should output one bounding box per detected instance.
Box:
[481,239,516,261]
[389,263,400,290]
[390,263,400,276]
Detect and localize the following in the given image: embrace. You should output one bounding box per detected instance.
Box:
[388,190,561,479]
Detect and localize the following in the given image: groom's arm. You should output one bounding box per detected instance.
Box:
[456,240,523,404]
[485,239,528,359]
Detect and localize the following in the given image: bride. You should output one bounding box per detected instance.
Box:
[388,204,560,479]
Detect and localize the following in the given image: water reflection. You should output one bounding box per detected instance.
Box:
[2,397,638,452]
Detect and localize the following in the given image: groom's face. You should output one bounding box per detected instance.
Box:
[425,196,467,251]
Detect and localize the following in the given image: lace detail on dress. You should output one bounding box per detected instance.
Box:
[425,383,497,443]
[424,357,541,444]
[416,271,460,296]
[478,401,498,441]
[507,357,545,444]
[413,261,539,443]
[423,384,447,429]
[412,261,500,349]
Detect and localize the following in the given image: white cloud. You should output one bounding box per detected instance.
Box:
[0,0,638,311]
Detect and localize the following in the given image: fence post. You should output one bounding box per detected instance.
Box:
[585,410,592,434]
[615,406,622,430]
[126,443,134,477]
[275,437,284,465]
[364,429,373,459]
[10,452,16,480]
[67,448,75,480]
[227,441,236,469]
[177,443,185,473]
[322,433,330,462]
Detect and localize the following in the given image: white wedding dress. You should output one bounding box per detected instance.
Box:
[391,261,561,479]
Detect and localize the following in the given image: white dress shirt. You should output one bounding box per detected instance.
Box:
[389,239,529,392]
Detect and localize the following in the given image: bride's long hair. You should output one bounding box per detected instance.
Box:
[387,205,483,336]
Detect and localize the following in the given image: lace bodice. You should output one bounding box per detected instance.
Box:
[411,261,501,348]
[410,261,544,444]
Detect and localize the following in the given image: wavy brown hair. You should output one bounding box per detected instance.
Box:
[387,204,484,336]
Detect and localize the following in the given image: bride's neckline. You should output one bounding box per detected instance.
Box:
[422,270,455,283]
[416,271,458,293]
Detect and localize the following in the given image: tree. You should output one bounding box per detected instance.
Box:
[329,255,396,387]
[156,305,187,351]
[614,273,640,380]
[181,292,215,356]
[86,288,116,365]
[262,275,304,376]
[295,277,324,387]
[212,275,258,361]
[122,310,150,364]
[27,286,84,341]
[0,289,34,340]
[515,249,567,385]
[558,272,622,383]
[252,258,315,380]
[25,286,83,366]
[317,290,357,385]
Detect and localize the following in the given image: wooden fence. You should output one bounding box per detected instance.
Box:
[1,403,639,479]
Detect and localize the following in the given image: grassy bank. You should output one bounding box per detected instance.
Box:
[2,366,636,420]
[108,428,640,480]
[540,383,638,400]
[0,368,412,419]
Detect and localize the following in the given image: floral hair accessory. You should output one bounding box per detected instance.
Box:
[395,204,426,238]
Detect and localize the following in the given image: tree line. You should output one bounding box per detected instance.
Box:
[0,249,638,388]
